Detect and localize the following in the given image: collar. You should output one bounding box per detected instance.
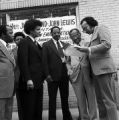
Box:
[52,38,62,42]
[0,39,7,47]
[27,35,35,42]
[52,38,63,47]
[92,26,98,35]
[52,38,57,43]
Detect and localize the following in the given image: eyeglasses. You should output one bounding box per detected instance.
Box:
[82,27,88,33]
[15,38,23,41]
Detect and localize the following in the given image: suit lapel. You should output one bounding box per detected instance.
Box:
[49,39,60,58]
[0,41,15,67]
[91,26,98,42]
[27,36,42,58]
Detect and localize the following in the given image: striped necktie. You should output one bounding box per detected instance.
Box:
[56,41,64,58]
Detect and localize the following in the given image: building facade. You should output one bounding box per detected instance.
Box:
[0,0,119,109]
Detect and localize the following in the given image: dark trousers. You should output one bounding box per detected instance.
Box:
[48,80,72,120]
[16,85,43,120]
[16,89,24,120]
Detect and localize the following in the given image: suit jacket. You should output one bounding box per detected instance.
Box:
[12,45,20,89]
[42,39,68,81]
[89,25,116,75]
[0,41,15,98]
[18,36,45,89]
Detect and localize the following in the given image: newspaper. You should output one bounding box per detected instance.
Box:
[64,44,82,57]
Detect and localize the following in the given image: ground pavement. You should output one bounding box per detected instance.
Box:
[12,108,119,120]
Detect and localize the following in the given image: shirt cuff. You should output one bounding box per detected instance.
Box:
[88,47,91,56]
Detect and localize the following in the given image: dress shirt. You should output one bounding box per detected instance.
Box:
[27,35,42,47]
[0,39,7,49]
[69,43,81,68]
[52,38,65,62]
[27,35,35,42]
[52,38,63,49]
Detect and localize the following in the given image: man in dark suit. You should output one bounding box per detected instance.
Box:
[79,16,118,120]
[13,32,25,120]
[42,26,72,120]
[18,19,45,120]
[0,25,15,120]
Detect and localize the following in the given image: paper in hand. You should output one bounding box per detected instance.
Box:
[64,44,82,57]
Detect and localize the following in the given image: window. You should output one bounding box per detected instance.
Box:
[7,4,76,20]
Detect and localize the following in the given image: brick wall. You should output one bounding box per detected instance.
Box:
[79,0,119,68]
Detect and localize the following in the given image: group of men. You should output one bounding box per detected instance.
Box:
[0,16,118,120]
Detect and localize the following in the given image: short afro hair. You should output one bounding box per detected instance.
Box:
[14,32,25,40]
[80,16,98,27]
[50,26,61,33]
[24,19,42,35]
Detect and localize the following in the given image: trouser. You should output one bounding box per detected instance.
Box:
[72,66,97,120]
[94,73,118,120]
[0,97,13,120]
[18,86,43,120]
[48,80,72,120]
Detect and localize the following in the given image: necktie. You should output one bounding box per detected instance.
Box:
[56,41,64,58]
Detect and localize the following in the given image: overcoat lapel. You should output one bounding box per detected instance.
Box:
[27,36,42,58]
[0,41,15,67]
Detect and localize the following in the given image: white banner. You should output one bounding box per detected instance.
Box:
[8,16,77,43]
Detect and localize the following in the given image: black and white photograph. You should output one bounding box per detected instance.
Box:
[0,0,119,120]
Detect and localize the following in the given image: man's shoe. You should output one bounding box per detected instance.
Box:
[78,116,81,120]
[63,115,73,120]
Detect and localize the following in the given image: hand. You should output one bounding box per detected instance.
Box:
[75,46,89,54]
[27,80,34,90]
[46,75,53,83]
[112,72,118,81]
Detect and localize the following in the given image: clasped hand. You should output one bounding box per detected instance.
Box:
[27,80,34,90]
[46,75,53,83]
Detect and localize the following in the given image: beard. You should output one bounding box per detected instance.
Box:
[53,35,60,41]
[5,35,13,43]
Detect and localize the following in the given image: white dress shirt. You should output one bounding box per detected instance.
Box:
[52,39,65,62]
[0,39,7,49]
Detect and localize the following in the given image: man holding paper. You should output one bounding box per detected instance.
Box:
[80,16,118,120]
[64,28,97,120]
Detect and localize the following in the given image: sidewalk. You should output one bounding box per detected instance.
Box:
[12,108,119,120]
[12,108,79,120]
